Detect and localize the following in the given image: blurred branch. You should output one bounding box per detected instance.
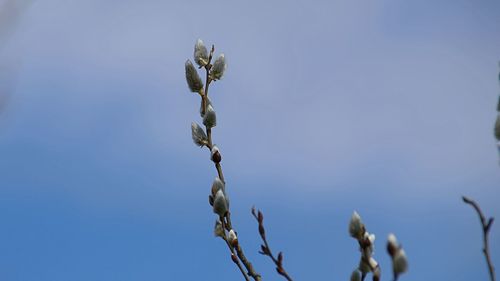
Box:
[462,196,496,281]
[252,207,294,281]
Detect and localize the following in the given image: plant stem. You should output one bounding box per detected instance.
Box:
[200,46,261,281]
[252,208,293,281]
[463,196,496,281]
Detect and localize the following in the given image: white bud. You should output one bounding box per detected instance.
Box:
[363,232,375,255]
[191,122,207,147]
[203,104,217,128]
[350,269,361,281]
[194,39,209,67]
[365,232,375,244]
[214,220,224,237]
[210,54,227,80]
[211,177,225,196]
[228,229,238,245]
[185,60,203,93]
[392,249,408,276]
[387,233,399,258]
[387,233,398,247]
[349,211,364,239]
[213,189,228,216]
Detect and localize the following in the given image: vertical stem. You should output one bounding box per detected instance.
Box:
[463,196,496,281]
[199,45,261,281]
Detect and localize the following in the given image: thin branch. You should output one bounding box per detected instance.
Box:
[463,196,496,281]
[221,220,250,281]
[252,207,294,281]
[199,45,261,281]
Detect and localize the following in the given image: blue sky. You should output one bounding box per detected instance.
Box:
[0,0,499,280]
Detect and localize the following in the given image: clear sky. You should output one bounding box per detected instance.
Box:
[0,0,499,280]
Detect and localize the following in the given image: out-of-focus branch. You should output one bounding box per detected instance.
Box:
[462,196,496,281]
[348,212,381,281]
[252,207,294,281]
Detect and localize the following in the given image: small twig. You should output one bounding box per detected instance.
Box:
[252,207,294,281]
[463,196,496,281]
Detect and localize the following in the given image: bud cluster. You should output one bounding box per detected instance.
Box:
[186,39,232,230]
[348,211,409,281]
[187,39,226,148]
[185,39,227,98]
[348,211,380,281]
[185,40,262,280]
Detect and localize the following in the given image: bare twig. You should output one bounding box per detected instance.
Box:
[252,207,294,281]
[198,45,261,281]
[462,196,496,281]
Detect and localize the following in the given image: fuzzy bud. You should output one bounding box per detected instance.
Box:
[213,189,228,217]
[387,233,399,257]
[211,145,222,163]
[387,233,408,279]
[194,39,209,67]
[211,177,225,196]
[392,249,408,277]
[203,104,217,128]
[228,229,238,246]
[191,122,207,147]
[185,60,203,93]
[350,269,361,281]
[210,54,227,80]
[214,220,224,238]
[349,211,364,239]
